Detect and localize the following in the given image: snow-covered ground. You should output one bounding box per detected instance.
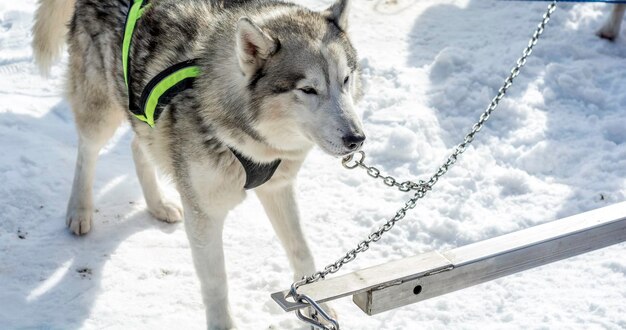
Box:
[1,0,625,329]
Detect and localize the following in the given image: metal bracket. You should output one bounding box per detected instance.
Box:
[273,202,626,315]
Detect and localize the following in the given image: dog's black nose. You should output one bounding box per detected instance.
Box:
[342,134,366,151]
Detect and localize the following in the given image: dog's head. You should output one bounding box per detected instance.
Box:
[236,0,365,157]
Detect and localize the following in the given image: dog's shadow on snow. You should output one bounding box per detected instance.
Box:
[0,100,181,328]
[405,1,626,245]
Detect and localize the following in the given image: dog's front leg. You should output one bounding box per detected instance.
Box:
[598,4,626,40]
[182,201,236,330]
[256,183,338,321]
[131,137,183,223]
[256,183,316,280]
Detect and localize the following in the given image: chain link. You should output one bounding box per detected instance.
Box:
[342,151,426,192]
[292,2,557,328]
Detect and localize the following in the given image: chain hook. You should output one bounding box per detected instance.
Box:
[289,277,307,301]
[294,294,340,330]
[289,278,339,330]
[341,151,365,169]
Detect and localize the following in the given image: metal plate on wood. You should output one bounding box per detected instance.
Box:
[271,202,626,315]
[353,202,626,315]
[271,251,452,311]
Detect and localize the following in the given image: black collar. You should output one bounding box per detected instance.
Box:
[230,148,281,189]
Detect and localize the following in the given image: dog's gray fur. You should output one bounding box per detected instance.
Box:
[33,0,365,328]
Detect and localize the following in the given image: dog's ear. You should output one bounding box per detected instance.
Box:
[324,0,350,32]
[236,17,277,76]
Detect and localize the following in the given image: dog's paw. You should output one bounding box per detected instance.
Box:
[597,27,619,41]
[66,208,93,235]
[207,320,237,330]
[148,201,183,223]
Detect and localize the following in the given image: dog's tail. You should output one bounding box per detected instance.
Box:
[32,0,76,76]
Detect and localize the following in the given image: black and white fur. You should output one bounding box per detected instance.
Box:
[32,0,365,328]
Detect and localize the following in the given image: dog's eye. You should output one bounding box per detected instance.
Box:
[299,87,318,95]
[344,76,350,85]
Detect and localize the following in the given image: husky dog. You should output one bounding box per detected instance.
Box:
[598,4,625,41]
[33,0,365,328]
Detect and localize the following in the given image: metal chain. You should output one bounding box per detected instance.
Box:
[342,1,556,195]
[290,2,557,329]
[342,151,425,192]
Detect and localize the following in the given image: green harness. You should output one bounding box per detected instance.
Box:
[123,0,201,127]
[123,0,281,189]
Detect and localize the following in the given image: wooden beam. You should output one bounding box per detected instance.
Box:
[271,202,626,314]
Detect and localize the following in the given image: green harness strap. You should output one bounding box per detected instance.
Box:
[123,0,201,127]
[121,0,282,189]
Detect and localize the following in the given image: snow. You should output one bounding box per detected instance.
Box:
[1,0,625,329]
